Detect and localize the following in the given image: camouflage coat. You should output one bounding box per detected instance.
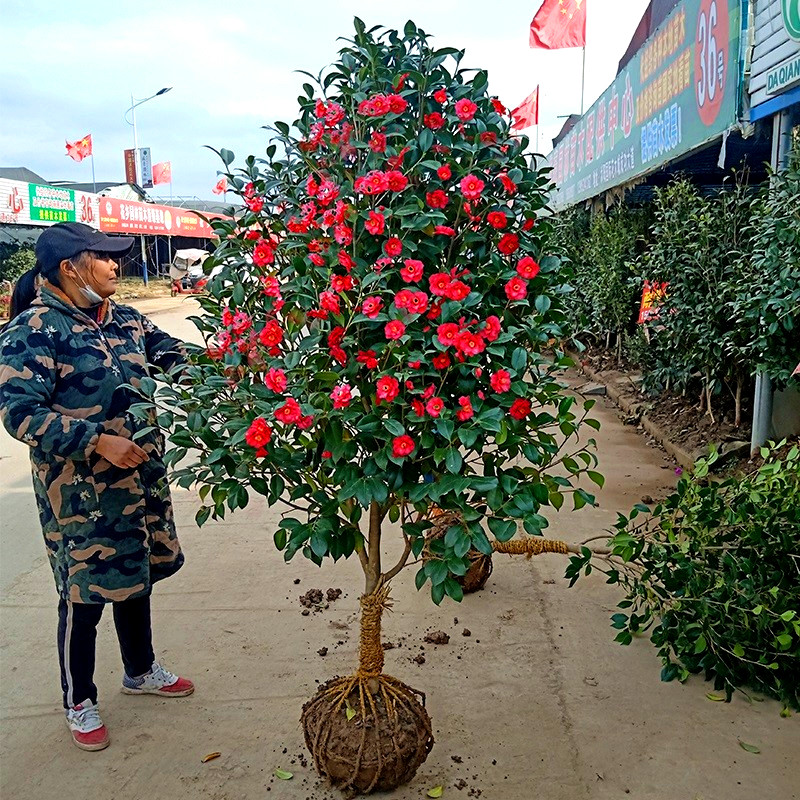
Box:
[0,284,184,604]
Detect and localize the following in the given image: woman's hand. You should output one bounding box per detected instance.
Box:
[95,433,150,468]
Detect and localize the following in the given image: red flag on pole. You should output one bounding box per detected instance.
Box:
[511,87,540,130]
[65,134,93,162]
[529,0,587,49]
[152,161,172,185]
[212,177,227,195]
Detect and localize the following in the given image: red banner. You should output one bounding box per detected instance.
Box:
[637,280,669,323]
[98,197,223,238]
[124,149,137,185]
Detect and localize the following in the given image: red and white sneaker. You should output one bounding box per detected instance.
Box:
[65,699,110,751]
[121,661,194,697]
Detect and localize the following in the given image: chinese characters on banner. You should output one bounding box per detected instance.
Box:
[548,0,740,208]
[98,196,222,238]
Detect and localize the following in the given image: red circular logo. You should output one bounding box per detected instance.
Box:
[695,0,729,126]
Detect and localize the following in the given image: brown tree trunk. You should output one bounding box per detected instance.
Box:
[734,375,743,428]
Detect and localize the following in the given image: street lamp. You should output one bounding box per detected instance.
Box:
[124,87,172,285]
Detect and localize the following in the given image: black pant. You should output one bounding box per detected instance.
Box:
[57,594,155,709]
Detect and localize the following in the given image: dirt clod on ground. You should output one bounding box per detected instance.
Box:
[317,647,328,657]
[326,587,342,602]
[424,630,450,645]
[462,628,472,637]
[300,588,324,608]
[413,654,426,665]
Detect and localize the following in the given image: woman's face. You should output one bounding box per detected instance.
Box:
[66,251,120,300]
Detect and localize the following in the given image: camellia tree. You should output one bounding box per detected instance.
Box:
[141,19,602,794]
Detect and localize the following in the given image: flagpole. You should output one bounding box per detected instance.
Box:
[90,152,97,194]
[580,46,586,115]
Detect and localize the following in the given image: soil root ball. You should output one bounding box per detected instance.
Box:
[301,674,434,794]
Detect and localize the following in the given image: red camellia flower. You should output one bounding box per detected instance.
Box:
[482,315,502,342]
[364,210,386,235]
[486,211,507,229]
[446,280,471,302]
[387,93,408,114]
[334,224,353,245]
[245,417,273,449]
[385,170,409,192]
[322,450,332,459]
[384,237,403,256]
[331,383,353,409]
[275,397,302,425]
[504,276,528,301]
[433,88,447,103]
[456,396,475,421]
[395,289,415,310]
[411,399,425,417]
[338,250,356,272]
[424,112,445,130]
[516,256,541,279]
[253,240,275,267]
[491,97,507,114]
[432,352,451,370]
[243,230,261,241]
[425,396,445,417]
[320,291,341,314]
[459,174,485,200]
[297,414,315,430]
[309,253,326,267]
[259,320,284,348]
[522,217,536,231]
[429,272,452,297]
[376,375,400,403]
[264,367,287,393]
[355,170,390,194]
[436,322,460,347]
[437,164,452,180]
[490,369,511,393]
[361,296,383,318]
[316,180,340,207]
[509,398,532,420]
[426,189,449,209]
[434,225,456,236]
[456,330,485,356]
[261,275,280,297]
[498,173,518,194]
[392,434,415,458]
[331,273,354,293]
[400,259,424,282]
[498,233,520,255]
[479,131,497,146]
[384,319,406,340]
[369,131,387,152]
[387,146,410,170]
[357,349,379,369]
[455,98,478,122]
[407,291,429,314]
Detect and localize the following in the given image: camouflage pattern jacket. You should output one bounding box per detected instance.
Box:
[0,284,184,604]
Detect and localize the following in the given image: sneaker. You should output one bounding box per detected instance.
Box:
[65,699,110,751]
[121,661,194,697]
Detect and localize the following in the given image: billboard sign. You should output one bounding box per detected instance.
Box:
[549,0,741,208]
[98,197,222,238]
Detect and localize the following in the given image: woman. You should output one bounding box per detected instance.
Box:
[0,222,193,752]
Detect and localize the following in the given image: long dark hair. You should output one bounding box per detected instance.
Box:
[9,255,72,320]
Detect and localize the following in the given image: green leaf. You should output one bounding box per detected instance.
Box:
[445,448,463,474]
[693,635,707,654]
[705,693,725,701]
[274,768,294,779]
[427,786,444,798]
[487,517,516,541]
[737,741,760,754]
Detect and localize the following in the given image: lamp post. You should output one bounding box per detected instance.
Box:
[125,87,172,285]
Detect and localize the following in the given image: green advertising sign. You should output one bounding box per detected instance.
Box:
[783,0,800,41]
[549,0,741,208]
[28,183,77,223]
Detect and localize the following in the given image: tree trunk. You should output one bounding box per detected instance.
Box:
[734,375,743,429]
[357,584,390,693]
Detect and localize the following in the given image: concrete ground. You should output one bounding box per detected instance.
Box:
[0,299,796,800]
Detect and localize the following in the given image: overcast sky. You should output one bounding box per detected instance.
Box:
[0,0,649,201]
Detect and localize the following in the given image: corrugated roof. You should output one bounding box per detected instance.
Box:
[0,167,49,185]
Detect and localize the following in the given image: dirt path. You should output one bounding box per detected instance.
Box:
[0,380,795,799]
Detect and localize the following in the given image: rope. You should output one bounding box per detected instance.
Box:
[492,538,570,557]
[357,584,391,678]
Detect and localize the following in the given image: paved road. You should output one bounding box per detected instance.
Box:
[0,297,201,593]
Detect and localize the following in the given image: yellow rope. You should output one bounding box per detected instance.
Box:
[492,538,570,557]
[357,584,391,678]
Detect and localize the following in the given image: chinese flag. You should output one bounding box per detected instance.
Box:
[530,0,587,49]
[65,134,93,162]
[212,177,228,195]
[511,86,540,130]
[153,161,172,185]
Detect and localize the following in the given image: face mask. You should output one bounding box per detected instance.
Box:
[70,261,104,305]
